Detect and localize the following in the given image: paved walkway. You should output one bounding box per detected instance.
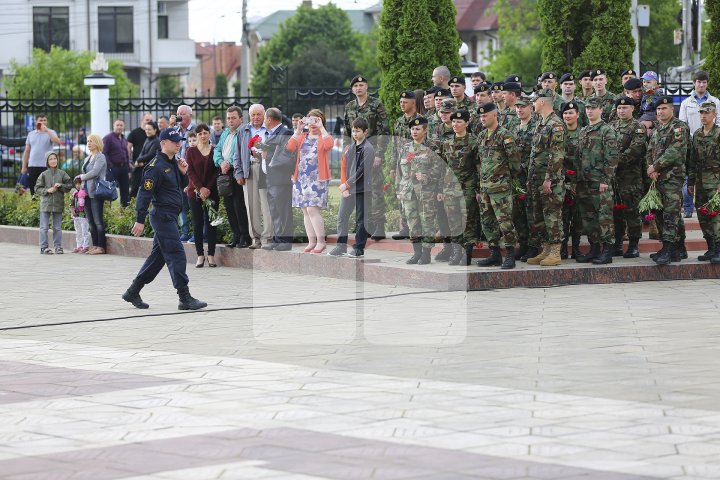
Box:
[1,242,720,479]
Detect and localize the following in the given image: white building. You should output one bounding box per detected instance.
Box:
[0,0,196,95]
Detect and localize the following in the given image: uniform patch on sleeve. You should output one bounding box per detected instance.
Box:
[553,126,564,132]
[673,127,684,133]
[503,137,513,144]
[636,128,644,134]
[143,179,154,190]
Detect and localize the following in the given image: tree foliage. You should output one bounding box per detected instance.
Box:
[539,0,593,74]
[6,46,137,98]
[705,0,720,84]
[215,73,228,97]
[431,0,462,75]
[350,25,381,87]
[158,75,182,100]
[639,0,681,69]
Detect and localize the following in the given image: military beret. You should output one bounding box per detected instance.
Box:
[400,90,416,100]
[590,69,606,80]
[491,82,504,91]
[350,75,367,87]
[623,78,643,90]
[439,99,457,112]
[435,88,451,98]
[515,97,532,107]
[585,96,604,108]
[502,82,521,92]
[534,88,555,99]
[409,116,428,126]
[505,74,521,83]
[578,70,592,80]
[474,82,492,94]
[449,76,465,86]
[561,101,579,113]
[621,69,637,77]
[451,110,471,122]
[477,102,497,114]
[424,86,438,96]
[540,72,557,82]
[615,96,634,107]
[559,73,575,84]
[653,96,674,109]
[699,101,717,113]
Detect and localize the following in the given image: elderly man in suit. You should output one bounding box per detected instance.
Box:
[260,108,295,251]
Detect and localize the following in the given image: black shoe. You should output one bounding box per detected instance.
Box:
[670,241,683,262]
[406,242,422,264]
[448,244,463,265]
[623,237,640,258]
[501,247,516,270]
[434,243,452,262]
[576,243,600,263]
[464,245,474,266]
[371,229,386,241]
[653,242,672,265]
[684,211,693,218]
[347,248,364,258]
[477,246,502,266]
[613,238,624,257]
[237,239,252,248]
[515,242,528,260]
[592,243,614,264]
[392,227,410,240]
[226,241,238,248]
[177,286,207,310]
[698,238,715,261]
[710,243,720,264]
[261,243,277,251]
[122,280,149,309]
[274,243,292,251]
[417,247,432,265]
[679,240,688,259]
[328,245,347,256]
[570,235,581,259]
[560,240,568,260]
[520,246,538,263]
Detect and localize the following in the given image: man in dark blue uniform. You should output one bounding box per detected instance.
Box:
[122,128,207,311]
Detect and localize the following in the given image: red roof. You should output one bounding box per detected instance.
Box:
[455,0,499,31]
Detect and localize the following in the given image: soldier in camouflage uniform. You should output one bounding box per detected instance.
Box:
[608,78,644,123]
[687,101,720,263]
[574,96,620,264]
[499,82,521,131]
[491,82,506,111]
[561,101,583,259]
[621,69,638,86]
[449,75,477,114]
[396,117,442,265]
[344,75,390,240]
[558,73,588,127]
[610,96,647,258]
[526,89,567,266]
[438,109,480,266]
[474,102,521,269]
[539,72,566,116]
[470,83,492,135]
[428,88,451,134]
[423,87,438,119]
[512,97,539,260]
[646,96,690,264]
[589,69,616,122]
[429,99,457,261]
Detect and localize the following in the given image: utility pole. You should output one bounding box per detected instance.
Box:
[240,0,250,98]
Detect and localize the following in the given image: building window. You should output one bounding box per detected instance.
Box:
[98,7,134,53]
[33,7,69,52]
[158,15,168,39]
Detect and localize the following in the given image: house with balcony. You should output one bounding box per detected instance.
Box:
[0,0,197,95]
[455,0,501,70]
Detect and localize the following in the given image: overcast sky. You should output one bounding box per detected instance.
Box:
[189,0,380,43]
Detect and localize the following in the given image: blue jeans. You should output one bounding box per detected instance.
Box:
[683,176,694,214]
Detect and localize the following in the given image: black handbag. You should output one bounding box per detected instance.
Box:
[94,178,118,201]
[217,173,233,197]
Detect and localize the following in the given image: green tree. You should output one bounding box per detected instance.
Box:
[351,25,381,86]
[215,73,228,97]
[430,0,462,75]
[7,46,137,97]
[158,74,182,100]
[539,0,593,74]
[250,4,360,96]
[706,0,720,83]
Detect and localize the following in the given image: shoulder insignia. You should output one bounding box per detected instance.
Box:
[674,127,684,133]
[553,126,564,132]
[164,168,171,173]
[143,179,154,191]
[147,158,157,168]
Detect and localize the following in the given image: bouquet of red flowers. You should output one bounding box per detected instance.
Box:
[698,191,720,217]
[406,153,416,163]
[613,203,628,211]
[248,134,262,151]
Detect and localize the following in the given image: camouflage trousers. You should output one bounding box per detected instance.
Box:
[695,183,720,242]
[479,190,517,247]
[401,190,438,248]
[613,177,644,239]
[655,179,685,244]
[562,191,582,240]
[528,177,565,244]
[442,186,479,246]
[369,166,386,232]
[576,180,615,245]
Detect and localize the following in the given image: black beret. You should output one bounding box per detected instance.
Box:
[424,86,438,95]
[449,76,465,86]
[540,72,556,81]
[502,82,521,92]
[590,69,606,80]
[491,82,504,91]
[623,78,643,90]
[400,90,416,100]
[653,96,674,109]
[561,101,579,113]
[435,88,451,98]
[615,96,634,107]
[451,110,471,122]
[505,74,521,83]
[409,116,428,126]
[350,75,367,86]
[477,102,496,114]
[621,69,637,77]
[474,82,492,94]
[559,73,575,84]
[578,70,592,80]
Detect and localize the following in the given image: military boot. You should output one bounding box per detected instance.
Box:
[623,237,640,258]
[560,238,569,260]
[527,243,550,265]
[448,244,463,265]
[699,238,716,261]
[122,279,149,309]
[418,247,432,265]
[501,247,516,270]
[670,241,684,262]
[613,231,625,257]
[570,234,581,259]
[592,243,614,264]
[679,239,688,259]
[406,242,422,264]
[464,245,475,266]
[710,242,720,264]
[476,246,502,266]
[515,242,528,260]
[177,286,208,310]
[539,243,562,266]
[576,243,600,263]
[653,242,672,265]
[434,240,452,262]
[520,246,539,263]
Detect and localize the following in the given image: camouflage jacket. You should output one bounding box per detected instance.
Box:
[529,113,567,183]
[578,121,619,184]
[512,114,539,180]
[646,117,690,182]
[392,112,422,172]
[427,112,442,136]
[564,127,580,185]
[688,124,720,188]
[610,118,647,180]
[499,107,520,132]
[438,133,480,195]
[550,92,566,116]
[455,95,477,114]
[397,140,443,199]
[590,91,616,122]
[608,100,642,123]
[344,95,390,158]
[429,122,454,146]
[477,125,521,193]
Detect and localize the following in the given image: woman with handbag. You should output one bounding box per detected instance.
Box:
[78,133,108,254]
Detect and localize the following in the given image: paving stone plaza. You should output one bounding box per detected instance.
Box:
[2,242,720,479]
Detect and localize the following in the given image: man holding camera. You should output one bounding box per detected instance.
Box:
[21,114,62,195]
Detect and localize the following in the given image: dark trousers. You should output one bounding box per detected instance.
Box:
[135,209,189,289]
[336,191,370,250]
[266,184,294,244]
[28,166,47,196]
[108,164,130,207]
[129,166,143,198]
[85,197,106,248]
[224,179,250,243]
[188,195,218,256]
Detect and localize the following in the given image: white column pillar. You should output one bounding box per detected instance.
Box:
[83,73,115,137]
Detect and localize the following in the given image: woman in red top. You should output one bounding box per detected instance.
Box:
[186,123,219,267]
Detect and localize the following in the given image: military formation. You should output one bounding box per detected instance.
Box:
[343,68,720,269]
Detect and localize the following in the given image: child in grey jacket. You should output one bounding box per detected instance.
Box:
[35,151,72,254]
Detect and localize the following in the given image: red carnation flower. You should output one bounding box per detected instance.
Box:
[566,169,577,176]
[406,153,416,163]
[644,213,656,221]
[711,211,719,217]
[383,182,391,192]
[613,203,628,211]
[248,134,262,150]
[699,207,710,216]
[518,194,526,201]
